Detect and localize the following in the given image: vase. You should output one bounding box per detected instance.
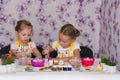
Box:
[11,63,16,72]
[6,64,12,72]
[107,66,116,73]
[102,63,116,73]
[102,63,108,72]
[117,53,120,71]
[0,65,7,73]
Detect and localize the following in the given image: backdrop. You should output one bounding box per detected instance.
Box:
[0,0,101,57]
[100,0,120,65]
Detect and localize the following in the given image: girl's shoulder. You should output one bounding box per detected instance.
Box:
[73,41,80,49]
[29,41,36,46]
[29,41,35,44]
[11,42,17,46]
[52,41,58,44]
[73,41,80,45]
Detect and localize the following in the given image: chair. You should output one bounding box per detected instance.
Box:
[80,46,93,58]
[0,44,10,57]
[49,50,57,58]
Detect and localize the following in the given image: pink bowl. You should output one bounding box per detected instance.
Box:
[81,58,94,66]
[31,59,44,67]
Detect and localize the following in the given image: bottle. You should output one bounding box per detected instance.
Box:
[97,62,102,72]
[19,53,28,65]
[27,54,31,65]
[71,57,81,70]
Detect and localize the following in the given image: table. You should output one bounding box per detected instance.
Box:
[0,59,119,80]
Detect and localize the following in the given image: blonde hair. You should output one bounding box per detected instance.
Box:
[60,24,80,40]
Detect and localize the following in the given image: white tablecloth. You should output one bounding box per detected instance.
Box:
[0,59,119,80]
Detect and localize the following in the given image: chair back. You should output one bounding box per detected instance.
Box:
[80,46,93,58]
[0,44,10,57]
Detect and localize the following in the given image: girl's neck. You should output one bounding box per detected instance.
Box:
[16,39,28,46]
[62,42,74,48]
[20,41,27,46]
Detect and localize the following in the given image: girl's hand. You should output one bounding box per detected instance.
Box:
[10,49,18,55]
[16,52,23,58]
[26,49,33,55]
[25,49,33,57]
[43,46,50,55]
[10,49,21,58]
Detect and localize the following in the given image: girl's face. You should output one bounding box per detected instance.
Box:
[59,33,74,48]
[16,26,32,45]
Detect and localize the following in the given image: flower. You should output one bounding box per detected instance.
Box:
[1,53,16,65]
[100,54,116,66]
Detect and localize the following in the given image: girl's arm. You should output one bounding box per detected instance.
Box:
[42,46,55,55]
[10,49,24,58]
[73,49,80,58]
[32,48,42,59]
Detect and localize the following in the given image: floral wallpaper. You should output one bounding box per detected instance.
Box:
[100,0,120,70]
[0,0,101,57]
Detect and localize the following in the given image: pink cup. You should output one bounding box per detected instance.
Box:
[81,58,94,66]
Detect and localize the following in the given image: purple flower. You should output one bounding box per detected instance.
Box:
[56,4,67,13]
[87,39,92,43]
[80,43,83,46]
[66,0,72,6]
[37,42,44,48]
[66,13,71,17]
[37,7,44,14]
[91,28,95,31]
[79,29,83,32]
[44,31,50,38]
[5,31,11,37]
[82,32,89,39]
[0,30,3,35]
[87,0,95,3]
[96,15,101,21]
[0,14,7,24]
[10,38,14,42]
[57,14,63,20]
[76,16,86,26]
[77,8,83,15]
[26,12,31,16]
[49,20,56,27]
[1,27,4,31]
[0,0,9,5]
[0,42,5,48]
[40,28,44,32]
[95,7,101,14]
[53,27,57,30]
[18,13,24,19]
[0,5,4,12]
[39,32,43,36]
[48,38,53,43]
[26,0,33,4]
[37,15,47,25]
[9,19,16,26]
[62,20,69,24]
[49,20,57,30]
[38,0,44,5]
[88,21,95,27]
[75,0,84,6]
[17,3,27,13]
